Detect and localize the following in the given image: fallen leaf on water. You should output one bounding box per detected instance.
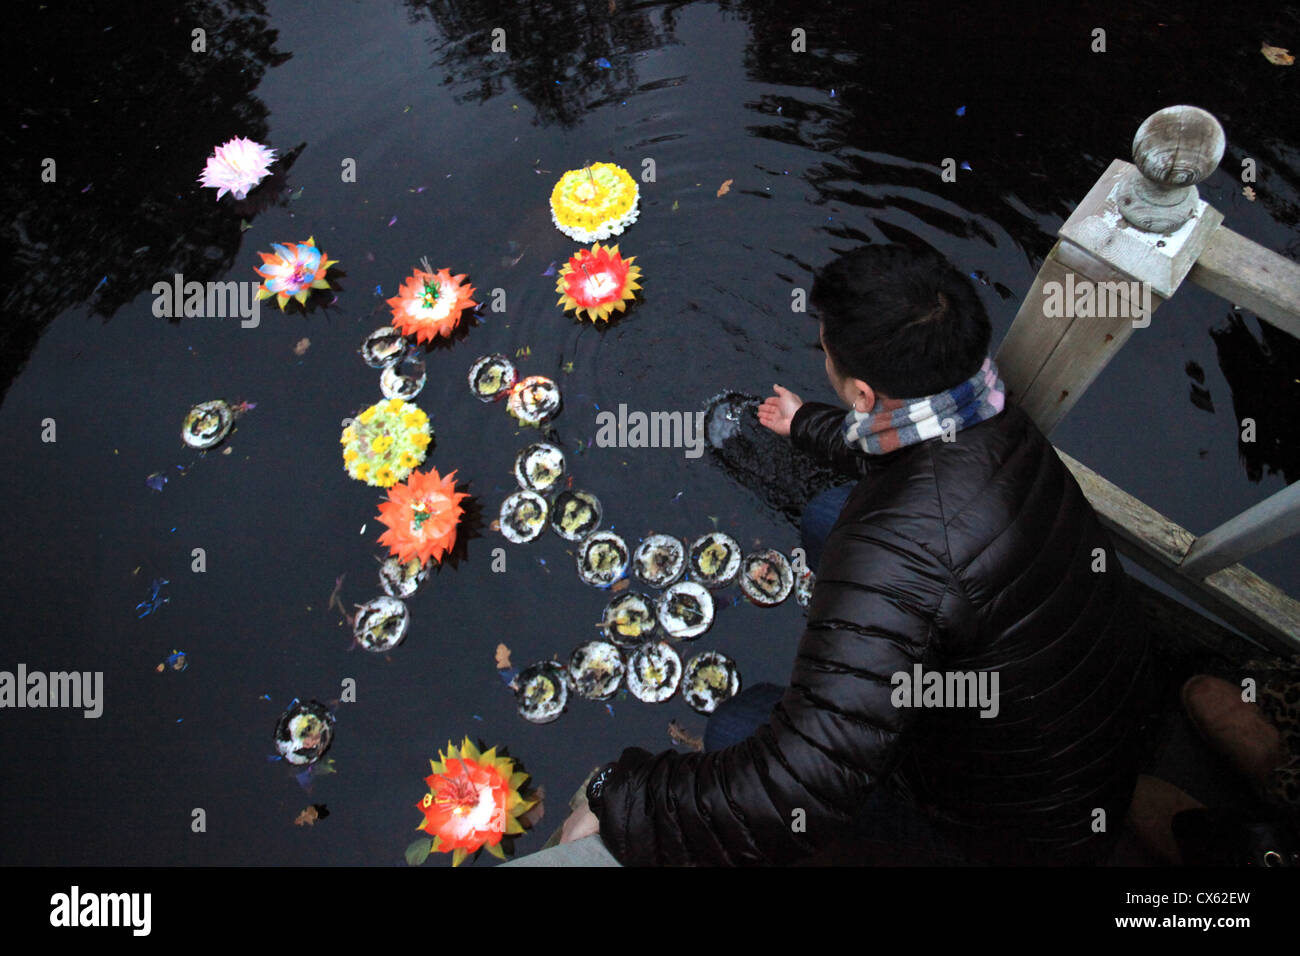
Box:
[610,578,630,593]
[490,519,501,532]
[671,199,679,212]
[717,179,733,197]
[292,337,311,356]
[221,446,232,455]
[668,720,704,752]
[405,836,432,866]
[1243,186,1257,201]
[1262,43,1294,66]
[295,804,329,826]
[495,643,513,670]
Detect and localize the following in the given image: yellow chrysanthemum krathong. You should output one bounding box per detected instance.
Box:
[549,163,640,242]
[556,243,642,323]
[414,738,536,867]
[387,262,477,343]
[341,398,431,487]
[377,467,468,567]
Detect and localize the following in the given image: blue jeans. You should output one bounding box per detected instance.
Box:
[701,482,969,864]
[798,483,853,574]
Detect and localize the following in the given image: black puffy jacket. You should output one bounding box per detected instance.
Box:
[594,399,1152,865]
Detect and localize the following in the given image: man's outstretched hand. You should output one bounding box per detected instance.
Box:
[758,384,803,437]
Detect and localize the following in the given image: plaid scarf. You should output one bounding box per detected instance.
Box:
[843,356,1007,455]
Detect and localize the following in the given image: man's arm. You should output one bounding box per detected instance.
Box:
[790,401,891,479]
[591,521,954,865]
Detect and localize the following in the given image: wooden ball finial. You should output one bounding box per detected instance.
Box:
[1117,105,1225,234]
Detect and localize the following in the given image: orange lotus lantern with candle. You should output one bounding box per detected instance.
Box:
[388,261,477,342]
[415,737,537,866]
[555,243,642,323]
[376,467,468,566]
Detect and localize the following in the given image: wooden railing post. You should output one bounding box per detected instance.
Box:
[997,105,1226,434]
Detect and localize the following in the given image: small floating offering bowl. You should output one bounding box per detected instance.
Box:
[468,353,517,403]
[182,400,233,449]
[656,581,714,640]
[632,534,685,589]
[684,651,742,715]
[795,567,816,608]
[515,661,569,724]
[626,641,682,704]
[380,355,427,401]
[599,591,657,647]
[550,489,601,541]
[740,550,794,607]
[379,556,428,599]
[568,640,625,701]
[499,490,548,544]
[577,531,629,588]
[514,442,566,495]
[273,699,335,766]
[353,595,410,652]
[507,375,562,427]
[688,532,742,589]
[360,326,407,369]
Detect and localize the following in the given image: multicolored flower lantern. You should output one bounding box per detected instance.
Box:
[254,236,337,311]
[549,163,640,242]
[414,737,536,866]
[376,467,468,566]
[198,136,276,200]
[340,398,431,488]
[555,244,642,322]
[387,259,477,343]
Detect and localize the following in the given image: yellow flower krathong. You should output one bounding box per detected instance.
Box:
[414,737,537,867]
[340,399,431,487]
[556,243,642,322]
[549,162,640,242]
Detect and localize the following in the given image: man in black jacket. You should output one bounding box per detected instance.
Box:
[560,244,1152,865]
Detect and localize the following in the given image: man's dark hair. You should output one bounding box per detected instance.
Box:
[810,244,991,399]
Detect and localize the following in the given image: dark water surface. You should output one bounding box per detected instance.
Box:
[1,0,1297,865]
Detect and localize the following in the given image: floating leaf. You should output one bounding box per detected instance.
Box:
[495,643,513,670]
[292,337,311,356]
[405,836,433,866]
[671,199,679,211]
[295,805,324,826]
[1261,43,1294,66]
[668,720,704,752]
[716,179,733,197]
[1243,186,1257,201]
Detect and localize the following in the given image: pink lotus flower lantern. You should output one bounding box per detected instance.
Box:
[199,137,277,201]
